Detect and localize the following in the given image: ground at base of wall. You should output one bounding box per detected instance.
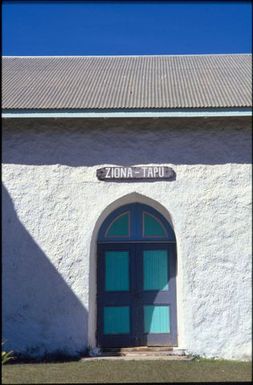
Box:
[2,359,252,384]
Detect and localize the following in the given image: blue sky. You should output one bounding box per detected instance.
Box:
[2,1,252,55]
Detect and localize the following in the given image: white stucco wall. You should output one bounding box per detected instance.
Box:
[2,117,252,360]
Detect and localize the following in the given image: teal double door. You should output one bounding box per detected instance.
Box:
[97,242,177,348]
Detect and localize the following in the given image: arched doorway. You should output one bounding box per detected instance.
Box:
[97,203,177,348]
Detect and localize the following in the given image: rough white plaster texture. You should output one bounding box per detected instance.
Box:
[2,117,252,360]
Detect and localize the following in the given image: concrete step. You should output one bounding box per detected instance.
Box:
[83,355,194,361]
[100,347,186,357]
[103,346,173,353]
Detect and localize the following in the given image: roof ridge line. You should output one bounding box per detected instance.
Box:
[2,53,252,58]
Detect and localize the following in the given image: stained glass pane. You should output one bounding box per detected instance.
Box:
[104,306,130,334]
[105,251,129,291]
[144,250,168,291]
[144,213,166,237]
[107,213,129,237]
[144,306,170,333]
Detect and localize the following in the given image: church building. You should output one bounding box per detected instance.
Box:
[2,54,252,360]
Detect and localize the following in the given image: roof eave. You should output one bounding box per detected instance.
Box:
[2,108,252,119]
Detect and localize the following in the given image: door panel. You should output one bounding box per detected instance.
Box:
[137,244,177,346]
[143,250,168,291]
[104,306,130,334]
[97,243,177,347]
[97,244,136,347]
[105,251,129,291]
[144,305,170,333]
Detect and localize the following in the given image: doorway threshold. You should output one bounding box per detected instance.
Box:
[99,346,187,358]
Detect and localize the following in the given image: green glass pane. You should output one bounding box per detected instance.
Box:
[104,306,130,334]
[144,250,168,291]
[105,251,129,291]
[144,213,166,237]
[144,306,170,334]
[107,213,129,237]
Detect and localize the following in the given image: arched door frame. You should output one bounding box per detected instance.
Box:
[87,193,182,350]
[96,202,177,348]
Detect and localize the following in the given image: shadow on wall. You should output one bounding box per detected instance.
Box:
[2,117,252,166]
[2,184,88,358]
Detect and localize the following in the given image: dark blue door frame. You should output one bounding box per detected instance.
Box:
[97,242,178,348]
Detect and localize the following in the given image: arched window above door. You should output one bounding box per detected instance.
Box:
[106,212,130,238]
[98,203,176,242]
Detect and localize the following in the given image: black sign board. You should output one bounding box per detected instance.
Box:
[96,166,176,181]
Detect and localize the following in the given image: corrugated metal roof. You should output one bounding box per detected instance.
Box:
[2,54,252,110]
